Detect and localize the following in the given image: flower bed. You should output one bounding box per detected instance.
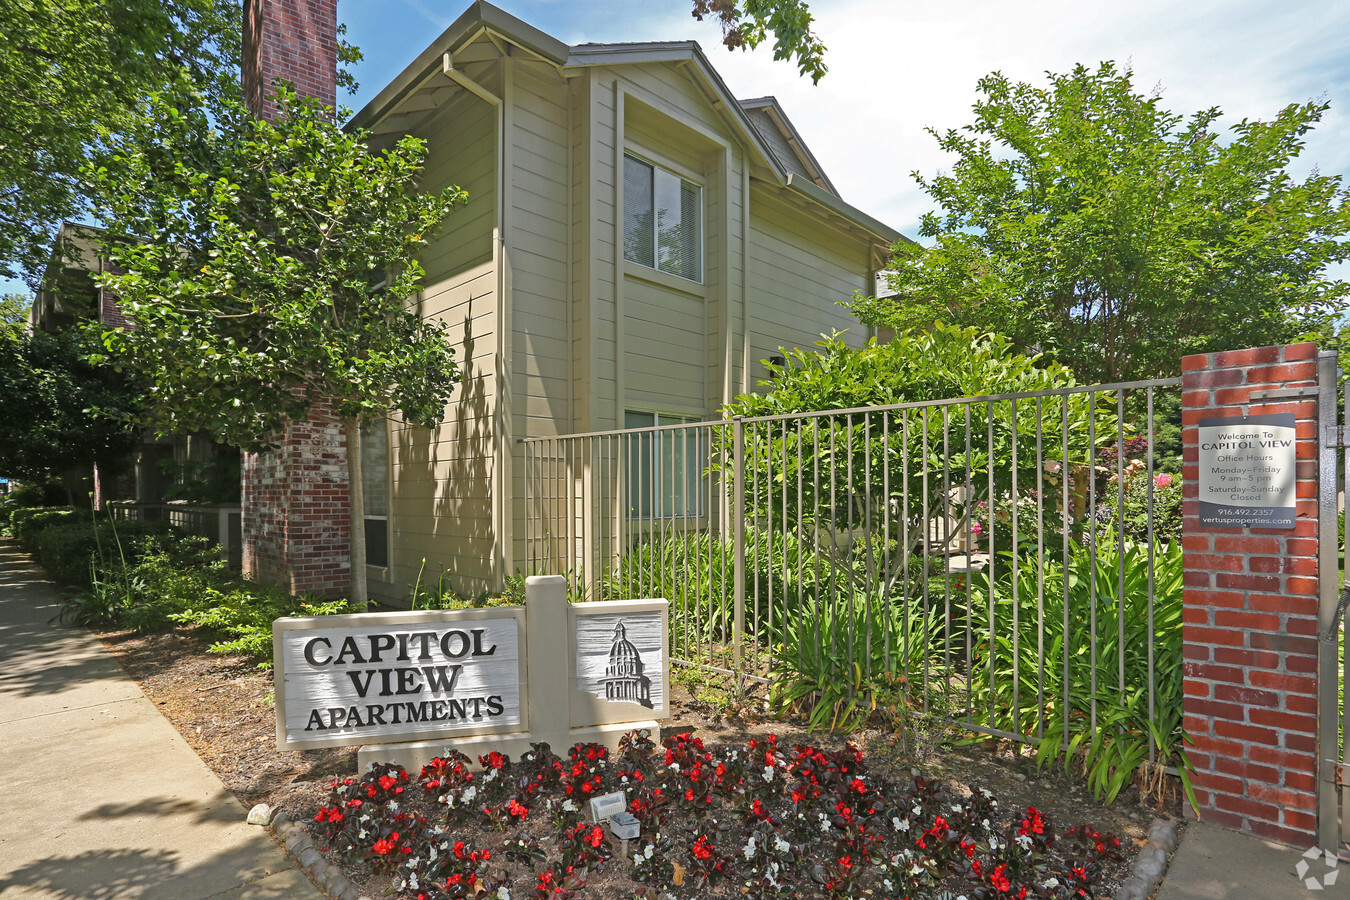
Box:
[311,730,1121,900]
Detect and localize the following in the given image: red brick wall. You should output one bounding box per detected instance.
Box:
[238,0,348,598]
[242,401,351,597]
[1181,342,1321,846]
[243,0,338,120]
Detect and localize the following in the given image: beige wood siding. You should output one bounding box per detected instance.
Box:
[508,59,573,440]
[744,185,871,386]
[419,79,498,284]
[378,61,503,599]
[623,274,706,414]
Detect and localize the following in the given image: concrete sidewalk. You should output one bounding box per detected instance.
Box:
[0,540,326,899]
[1158,820,1350,899]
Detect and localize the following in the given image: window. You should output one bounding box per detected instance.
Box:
[360,420,389,568]
[623,154,702,282]
[625,410,706,519]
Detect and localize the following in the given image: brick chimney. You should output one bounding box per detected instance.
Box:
[242,0,338,121]
[239,0,351,598]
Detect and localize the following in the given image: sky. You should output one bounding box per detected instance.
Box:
[6,0,1348,296]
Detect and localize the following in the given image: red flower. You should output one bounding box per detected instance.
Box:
[990,863,1013,893]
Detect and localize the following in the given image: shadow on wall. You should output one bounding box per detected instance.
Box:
[391,297,498,600]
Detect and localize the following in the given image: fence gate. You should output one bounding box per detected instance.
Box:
[1319,349,1350,853]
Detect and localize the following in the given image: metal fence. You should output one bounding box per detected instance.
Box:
[522,378,1183,751]
[106,500,243,568]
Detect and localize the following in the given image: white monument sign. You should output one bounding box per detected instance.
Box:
[274,608,524,750]
[273,578,669,771]
[1197,413,1298,529]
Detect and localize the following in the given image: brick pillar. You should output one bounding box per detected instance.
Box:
[238,0,347,597]
[242,0,338,121]
[242,401,351,597]
[1181,341,1322,845]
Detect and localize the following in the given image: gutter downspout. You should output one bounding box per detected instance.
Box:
[442,51,511,585]
[740,163,751,395]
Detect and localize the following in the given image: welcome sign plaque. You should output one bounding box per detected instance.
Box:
[1197,413,1297,529]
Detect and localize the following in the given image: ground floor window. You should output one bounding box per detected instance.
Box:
[360,420,389,568]
[624,410,706,519]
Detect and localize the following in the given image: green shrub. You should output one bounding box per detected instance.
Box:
[965,531,1192,807]
[0,478,65,527]
[57,539,359,665]
[11,506,85,548]
[405,563,526,610]
[32,518,196,586]
[602,530,847,658]
[167,576,357,664]
[1099,467,1182,545]
[768,590,940,731]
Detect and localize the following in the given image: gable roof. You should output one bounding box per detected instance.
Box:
[738,97,836,195]
[349,1,902,247]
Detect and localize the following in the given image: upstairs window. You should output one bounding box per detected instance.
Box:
[623,154,702,283]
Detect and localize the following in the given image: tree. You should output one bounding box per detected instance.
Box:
[691,0,827,83]
[0,325,142,497]
[0,0,240,283]
[852,62,1350,384]
[91,88,466,605]
[0,294,29,328]
[720,326,1118,596]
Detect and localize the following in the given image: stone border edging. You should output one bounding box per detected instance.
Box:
[1114,817,1180,900]
[248,800,1176,900]
[249,803,371,900]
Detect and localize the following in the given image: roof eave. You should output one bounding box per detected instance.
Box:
[784,174,904,246]
[348,1,569,131]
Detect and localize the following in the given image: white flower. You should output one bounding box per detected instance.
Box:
[774,835,790,855]
[893,817,910,833]
[428,845,438,861]
[743,836,757,859]
[621,775,629,783]
[818,813,832,833]
[912,804,922,817]
[562,799,578,813]
[763,766,774,781]
[409,872,419,891]
[908,862,923,876]
[883,879,894,892]
[669,762,680,773]
[497,887,512,900]
[644,843,655,860]
[1042,878,1060,889]
[950,804,963,814]
[387,801,398,813]
[485,768,499,782]
[1016,834,1033,850]
[462,786,478,803]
